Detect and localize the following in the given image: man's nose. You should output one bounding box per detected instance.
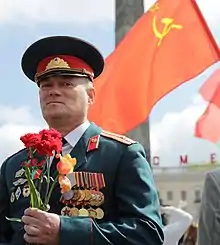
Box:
[48,86,62,96]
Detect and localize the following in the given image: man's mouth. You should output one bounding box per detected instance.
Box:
[46,101,63,105]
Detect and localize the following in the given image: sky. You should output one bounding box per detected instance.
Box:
[0,0,220,166]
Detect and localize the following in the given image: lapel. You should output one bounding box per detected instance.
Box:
[69,122,102,171]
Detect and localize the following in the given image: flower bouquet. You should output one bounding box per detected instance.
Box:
[7,128,76,222]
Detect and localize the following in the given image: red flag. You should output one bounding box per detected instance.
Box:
[195,102,220,144]
[199,69,220,102]
[88,0,220,134]
[195,69,220,144]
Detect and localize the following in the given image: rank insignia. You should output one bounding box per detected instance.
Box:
[87,135,100,152]
[15,168,25,178]
[101,130,136,145]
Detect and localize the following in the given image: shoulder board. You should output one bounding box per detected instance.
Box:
[101,130,136,145]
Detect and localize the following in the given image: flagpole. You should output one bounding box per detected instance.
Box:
[115,0,151,164]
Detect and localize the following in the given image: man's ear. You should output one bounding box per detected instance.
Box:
[87,86,95,105]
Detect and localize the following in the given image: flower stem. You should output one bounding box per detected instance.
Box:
[44,174,59,206]
[24,166,41,208]
[45,157,51,199]
[37,158,47,193]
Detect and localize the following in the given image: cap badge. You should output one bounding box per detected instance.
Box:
[46,57,70,71]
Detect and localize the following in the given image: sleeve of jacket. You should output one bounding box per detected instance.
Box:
[0,160,12,243]
[59,143,164,245]
[197,171,220,245]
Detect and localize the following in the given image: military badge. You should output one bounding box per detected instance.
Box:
[87,207,97,218]
[23,185,30,197]
[15,168,25,178]
[61,206,71,216]
[78,208,89,216]
[95,208,104,219]
[87,135,100,152]
[15,187,22,200]
[66,172,76,188]
[60,171,106,219]
[69,207,79,217]
[10,192,15,203]
[13,178,27,186]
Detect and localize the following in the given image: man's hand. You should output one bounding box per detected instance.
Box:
[22,208,60,245]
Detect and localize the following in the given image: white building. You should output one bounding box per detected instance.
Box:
[153,164,220,221]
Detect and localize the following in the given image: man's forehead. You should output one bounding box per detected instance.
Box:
[39,75,87,84]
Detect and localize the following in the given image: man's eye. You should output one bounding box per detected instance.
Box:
[64,82,76,87]
[40,83,51,88]
[64,82,72,86]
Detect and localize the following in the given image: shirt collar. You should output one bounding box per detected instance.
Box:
[64,120,90,148]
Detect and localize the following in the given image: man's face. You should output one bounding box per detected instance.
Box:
[39,75,95,124]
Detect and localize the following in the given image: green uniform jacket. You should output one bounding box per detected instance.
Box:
[0,123,164,245]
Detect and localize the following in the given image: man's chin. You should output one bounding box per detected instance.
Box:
[44,111,67,121]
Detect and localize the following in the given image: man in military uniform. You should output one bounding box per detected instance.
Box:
[0,36,164,245]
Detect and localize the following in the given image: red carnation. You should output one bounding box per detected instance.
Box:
[17,128,65,212]
[39,128,62,141]
[35,140,56,156]
[20,133,41,149]
[20,128,62,156]
[38,128,62,155]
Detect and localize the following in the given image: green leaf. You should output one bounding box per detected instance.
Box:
[6,217,22,223]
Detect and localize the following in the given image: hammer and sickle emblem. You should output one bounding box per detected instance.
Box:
[153,16,183,47]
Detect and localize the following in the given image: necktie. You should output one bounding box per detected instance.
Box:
[62,137,67,145]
